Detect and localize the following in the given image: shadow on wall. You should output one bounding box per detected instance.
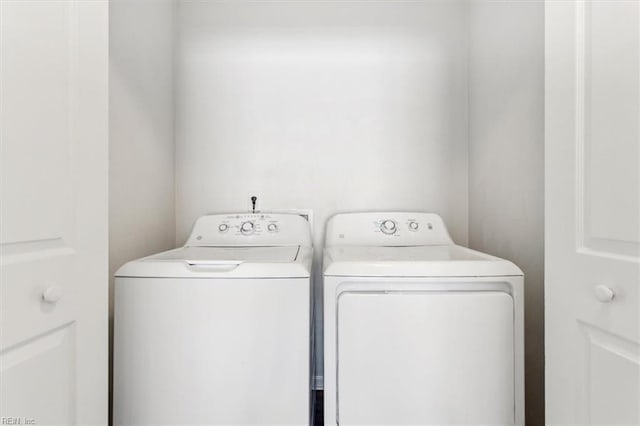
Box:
[468,1,545,425]
[108,0,176,423]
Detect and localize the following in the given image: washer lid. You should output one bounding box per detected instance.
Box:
[116,245,312,279]
[154,246,300,263]
[323,245,522,277]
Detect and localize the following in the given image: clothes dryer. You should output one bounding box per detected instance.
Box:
[323,212,524,426]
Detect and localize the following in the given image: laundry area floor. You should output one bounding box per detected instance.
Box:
[313,391,323,426]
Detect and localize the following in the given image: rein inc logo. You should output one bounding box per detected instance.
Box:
[1,418,36,425]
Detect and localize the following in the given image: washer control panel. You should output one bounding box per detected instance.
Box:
[326,212,453,246]
[209,214,281,237]
[186,213,311,247]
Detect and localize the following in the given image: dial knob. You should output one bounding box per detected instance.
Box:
[380,220,397,235]
[408,221,419,231]
[240,221,254,235]
[267,223,278,232]
[218,223,229,232]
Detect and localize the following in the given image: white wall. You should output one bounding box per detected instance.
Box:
[468,1,545,424]
[175,0,469,384]
[108,2,544,420]
[175,0,469,244]
[109,0,176,416]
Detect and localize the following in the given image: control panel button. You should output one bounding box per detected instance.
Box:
[218,224,229,232]
[380,220,397,235]
[240,221,255,235]
[267,223,278,232]
[408,221,419,231]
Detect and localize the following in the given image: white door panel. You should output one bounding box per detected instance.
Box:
[337,291,514,426]
[546,0,640,424]
[580,0,639,257]
[0,1,108,424]
[1,326,75,425]
[582,325,639,425]
[0,1,73,246]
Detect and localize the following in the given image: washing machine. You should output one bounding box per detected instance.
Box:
[323,212,524,426]
[114,213,312,426]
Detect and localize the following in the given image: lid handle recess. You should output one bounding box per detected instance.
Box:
[185,260,242,272]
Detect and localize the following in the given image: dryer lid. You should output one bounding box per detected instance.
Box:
[323,245,523,277]
[116,245,312,279]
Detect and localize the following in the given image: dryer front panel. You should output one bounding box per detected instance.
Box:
[336,291,514,426]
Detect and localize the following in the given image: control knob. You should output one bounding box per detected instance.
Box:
[267,223,278,232]
[380,220,397,235]
[408,221,419,231]
[218,224,229,232]
[240,221,254,235]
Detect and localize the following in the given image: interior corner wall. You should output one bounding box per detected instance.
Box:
[468,1,545,424]
[108,0,176,417]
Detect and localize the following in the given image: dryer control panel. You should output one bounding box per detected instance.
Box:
[186,213,312,247]
[325,212,453,247]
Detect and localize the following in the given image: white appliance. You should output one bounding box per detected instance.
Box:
[114,213,312,426]
[323,212,524,426]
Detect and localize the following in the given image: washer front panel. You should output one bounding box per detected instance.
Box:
[114,277,310,425]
